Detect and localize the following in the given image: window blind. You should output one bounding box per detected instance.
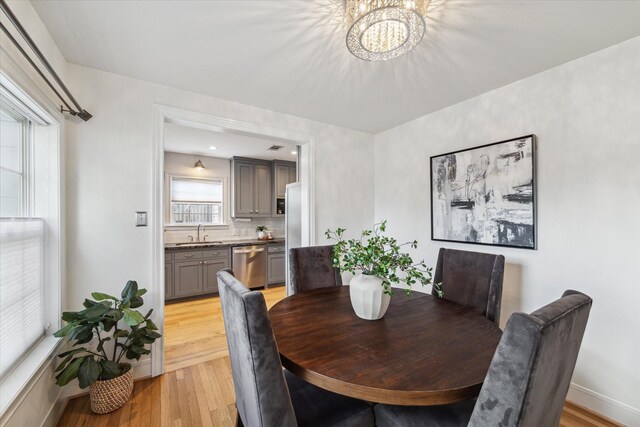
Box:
[0,218,45,379]
[171,178,222,203]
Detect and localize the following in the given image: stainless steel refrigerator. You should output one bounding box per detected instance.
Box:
[285,182,302,296]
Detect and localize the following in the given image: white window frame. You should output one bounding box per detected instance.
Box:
[0,72,63,417]
[164,174,230,228]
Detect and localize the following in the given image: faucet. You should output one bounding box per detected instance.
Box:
[197,224,202,242]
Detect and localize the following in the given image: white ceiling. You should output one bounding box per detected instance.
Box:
[163,122,299,161]
[32,0,640,133]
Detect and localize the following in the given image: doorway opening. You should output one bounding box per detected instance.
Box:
[151,105,315,376]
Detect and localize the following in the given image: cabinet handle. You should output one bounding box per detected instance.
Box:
[203,261,207,265]
[184,253,193,258]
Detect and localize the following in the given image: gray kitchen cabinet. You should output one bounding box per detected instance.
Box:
[273,160,297,217]
[165,263,173,299]
[254,163,272,217]
[231,157,272,218]
[203,259,227,293]
[173,260,204,298]
[267,244,286,285]
[166,247,230,301]
[234,161,254,216]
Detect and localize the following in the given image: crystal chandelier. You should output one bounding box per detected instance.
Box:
[345,0,429,61]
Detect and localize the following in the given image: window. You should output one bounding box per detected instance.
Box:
[0,100,44,380]
[169,177,224,225]
[0,74,60,408]
[0,105,29,217]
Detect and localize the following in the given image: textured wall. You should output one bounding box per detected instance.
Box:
[374,36,640,425]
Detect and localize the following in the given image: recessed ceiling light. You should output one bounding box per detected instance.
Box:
[209,146,217,150]
[291,151,297,155]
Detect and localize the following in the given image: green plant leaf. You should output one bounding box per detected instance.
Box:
[146,319,158,330]
[91,292,118,301]
[100,360,123,380]
[78,357,101,389]
[53,321,78,338]
[123,308,145,326]
[61,311,81,322]
[55,357,85,386]
[136,288,147,297]
[113,329,129,339]
[56,348,87,373]
[129,296,144,309]
[121,280,138,302]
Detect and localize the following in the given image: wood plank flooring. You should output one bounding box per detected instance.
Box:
[57,286,622,427]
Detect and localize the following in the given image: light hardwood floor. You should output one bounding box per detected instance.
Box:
[57,287,622,427]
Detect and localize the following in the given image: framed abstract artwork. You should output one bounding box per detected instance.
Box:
[430,135,536,249]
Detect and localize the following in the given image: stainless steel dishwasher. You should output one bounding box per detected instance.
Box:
[232,245,266,289]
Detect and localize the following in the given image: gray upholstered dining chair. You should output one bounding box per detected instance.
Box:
[433,248,505,325]
[216,269,374,427]
[374,290,593,427]
[289,245,342,295]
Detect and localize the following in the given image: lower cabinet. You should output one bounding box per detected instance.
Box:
[166,248,230,301]
[267,244,286,285]
[165,263,173,299]
[173,261,204,298]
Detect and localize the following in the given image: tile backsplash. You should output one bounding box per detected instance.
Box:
[164,217,285,244]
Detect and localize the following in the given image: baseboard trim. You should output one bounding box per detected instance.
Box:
[41,396,67,427]
[567,382,640,427]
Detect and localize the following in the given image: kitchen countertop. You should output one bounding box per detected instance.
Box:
[164,238,285,250]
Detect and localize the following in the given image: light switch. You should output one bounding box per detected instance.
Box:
[136,211,147,227]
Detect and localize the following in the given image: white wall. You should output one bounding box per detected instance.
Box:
[163,151,285,243]
[374,36,640,425]
[64,62,375,309]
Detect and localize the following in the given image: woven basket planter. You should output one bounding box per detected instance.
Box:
[89,364,134,414]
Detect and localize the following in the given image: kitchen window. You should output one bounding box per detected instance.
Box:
[169,176,225,225]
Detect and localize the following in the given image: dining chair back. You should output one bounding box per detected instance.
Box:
[289,245,342,295]
[469,290,592,426]
[433,248,505,325]
[374,290,593,427]
[217,269,297,427]
[218,269,375,427]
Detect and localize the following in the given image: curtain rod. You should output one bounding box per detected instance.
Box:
[0,0,92,121]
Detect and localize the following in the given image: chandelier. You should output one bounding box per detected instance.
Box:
[345,0,429,61]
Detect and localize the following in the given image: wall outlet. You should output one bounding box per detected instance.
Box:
[135,211,147,227]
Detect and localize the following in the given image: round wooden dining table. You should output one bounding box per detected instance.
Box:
[269,286,503,406]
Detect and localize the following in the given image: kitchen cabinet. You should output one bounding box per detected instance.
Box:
[231,157,272,218]
[165,247,230,301]
[273,160,297,217]
[165,263,173,299]
[267,244,286,285]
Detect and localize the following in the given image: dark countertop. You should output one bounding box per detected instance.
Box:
[165,238,285,250]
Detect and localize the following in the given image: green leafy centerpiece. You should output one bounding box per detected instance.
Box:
[326,220,442,320]
[54,280,160,414]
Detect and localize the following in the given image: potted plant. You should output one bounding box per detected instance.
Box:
[326,220,442,320]
[256,225,268,239]
[53,280,161,414]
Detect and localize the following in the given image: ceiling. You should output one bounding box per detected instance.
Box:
[32,1,640,133]
[163,122,299,161]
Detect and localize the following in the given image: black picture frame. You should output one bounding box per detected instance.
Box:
[429,134,538,250]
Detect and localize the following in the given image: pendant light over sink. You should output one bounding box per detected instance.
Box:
[193,159,205,170]
[345,0,429,61]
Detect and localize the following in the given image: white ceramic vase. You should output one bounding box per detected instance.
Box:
[257,231,265,239]
[349,274,391,320]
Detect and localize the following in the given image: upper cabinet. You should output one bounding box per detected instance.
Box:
[231,157,273,218]
[273,160,297,216]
